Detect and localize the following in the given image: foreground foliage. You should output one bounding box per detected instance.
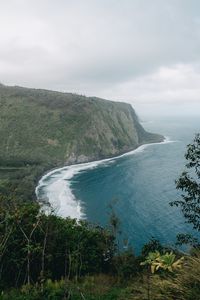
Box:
[1,250,200,300]
[171,133,200,239]
[0,198,115,288]
[141,251,184,274]
[1,197,200,299]
[0,276,122,300]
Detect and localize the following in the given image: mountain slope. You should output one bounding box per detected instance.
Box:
[0,84,163,165]
[0,84,163,200]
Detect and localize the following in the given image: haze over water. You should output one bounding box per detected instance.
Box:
[37,115,200,253]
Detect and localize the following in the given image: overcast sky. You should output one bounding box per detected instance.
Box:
[1,0,200,116]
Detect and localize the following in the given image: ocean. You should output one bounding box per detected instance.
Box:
[36,115,200,254]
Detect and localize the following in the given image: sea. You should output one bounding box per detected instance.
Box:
[36,115,200,254]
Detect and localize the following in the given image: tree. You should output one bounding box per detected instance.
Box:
[170,133,200,234]
[0,196,116,289]
[141,238,164,258]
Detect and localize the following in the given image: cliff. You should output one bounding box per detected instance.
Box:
[0,84,163,200]
[0,84,163,166]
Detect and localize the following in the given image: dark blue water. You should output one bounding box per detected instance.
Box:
[71,116,200,253]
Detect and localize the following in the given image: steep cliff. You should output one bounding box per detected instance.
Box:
[0,84,163,166]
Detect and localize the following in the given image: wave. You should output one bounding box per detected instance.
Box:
[35,137,175,220]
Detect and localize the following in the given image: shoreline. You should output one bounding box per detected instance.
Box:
[35,137,172,219]
[36,137,165,183]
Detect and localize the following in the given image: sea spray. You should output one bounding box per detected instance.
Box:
[36,138,174,220]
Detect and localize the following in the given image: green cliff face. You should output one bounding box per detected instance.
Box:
[0,84,163,166]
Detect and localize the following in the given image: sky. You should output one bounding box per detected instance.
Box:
[1,0,200,116]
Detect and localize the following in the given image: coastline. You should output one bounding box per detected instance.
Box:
[35,137,172,219]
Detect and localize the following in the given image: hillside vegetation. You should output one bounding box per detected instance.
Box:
[0,84,163,200]
[0,197,199,300]
[0,84,163,164]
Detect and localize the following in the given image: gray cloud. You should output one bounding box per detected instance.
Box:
[1,0,200,115]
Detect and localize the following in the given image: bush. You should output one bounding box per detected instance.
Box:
[111,249,141,280]
[0,198,115,288]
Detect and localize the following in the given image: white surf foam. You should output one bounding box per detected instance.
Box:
[35,137,175,220]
